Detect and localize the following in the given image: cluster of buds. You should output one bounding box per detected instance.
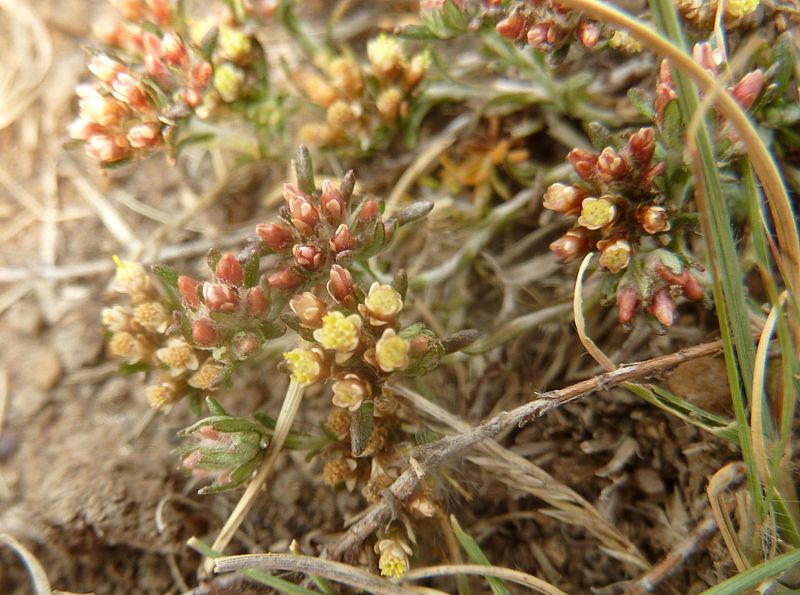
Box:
[102,258,230,409]
[296,34,429,150]
[543,126,705,328]
[174,398,273,493]
[490,1,634,58]
[70,1,214,164]
[256,146,433,292]
[676,0,761,29]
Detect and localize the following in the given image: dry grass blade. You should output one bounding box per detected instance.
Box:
[573,252,615,372]
[330,340,725,559]
[395,385,649,570]
[214,552,435,595]
[0,533,52,595]
[707,462,748,572]
[0,0,52,130]
[403,563,568,594]
[204,380,305,574]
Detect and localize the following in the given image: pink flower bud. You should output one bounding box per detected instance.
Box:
[284,183,319,235]
[79,95,128,127]
[192,318,219,346]
[576,22,601,48]
[144,53,168,80]
[256,222,293,252]
[178,275,201,309]
[542,183,585,214]
[329,224,355,254]
[596,147,630,182]
[142,32,162,56]
[203,282,239,312]
[626,127,655,166]
[68,118,102,141]
[215,253,243,286]
[549,228,591,263]
[161,33,187,66]
[320,179,346,222]
[526,24,552,48]
[732,70,764,111]
[86,134,130,163]
[682,274,704,301]
[111,0,147,21]
[94,21,128,47]
[654,83,677,124]
[496,13,526,39]
[245,287,268,316]
[191,62,213,89]
[357,199,379,222]
[111,72,149,111]
[234,333,260,358]
[267,268,304,290]
[88,55,126,84]
[290,292,327,329]
[692,43,722,76]
[617,283,640,325]
[327,264,356,305]
[640,162,665,190]
[567,148,598,182]
[147,0,172,25]
[293,244,324,270]
[127,122,162,148]
[647,288,675,328]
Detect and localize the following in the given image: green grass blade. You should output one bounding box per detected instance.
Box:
[700,547,800,594]
[450,515,511,595]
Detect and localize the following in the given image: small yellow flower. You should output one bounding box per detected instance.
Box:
[608,30,642,53]
[214,62,245,103]
[359,283,403,326]
[108,331,148,364]
[133,301,170,333]
[598,239,632,273]
[283,347,328,386]
[578,197,617,231]
[156,338,199,376]
[374,328,410,372]
[101,305,132,333]
[331,373,371,411]
[111,255,151,302]
[217,26,252,63]
[146,382,180,410]
[375,538,412,578]
[367,34,404,78]
[724,0,759,18]
[188,360,225,390]
[313,311,362,353]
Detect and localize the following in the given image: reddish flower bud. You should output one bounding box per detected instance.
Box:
[203,282,239,312]
[85,134,130,163]
[68,118,102,141]
[111,0,147,21]
[329,224,355,254]
[640,162,665,190]
[191,62,213,89]
[256,222,293,252]
[284,183,319,235]
[182,88,202,108]
[320,179,346,222]
[682,274,704,301]
[636,204,671,234]
[327,264,356,305]
[596,147,630,182]
[357,199,379,222]
[567,148,598,182]
[654,83,677,123]
[732,70,764,111]
[576,22,601,48]
[268,268,304,290]
[527,24,552,48]
[626,127,655,166]
[293,244,324,270]
[647,288,675,328]
[148,0,172,25]
[290,292,327,329]
[233,333,260,358]
[144,53,167,79]
[542,183,585,214]
[692,42,722,76]
[142,31,162,56]
[127,122,162,148]
[653,264,687,286]
[192,318,219,346]
[215,253,243,286]
[161,33,187,66]
[178,275,201,308]
[617,283,640,325]
[88,55,126,84]
[245,287,268,316]
[496,12,526,39]
[550,228,591,263]
[110,72,149,111]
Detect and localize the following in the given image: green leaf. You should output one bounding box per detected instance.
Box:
[586,121,615,151]
[442,0,468,31]
[628,87,655,120]
[243,250,260,288]
[151,264,181,307]
[661,100,683,150]
[700,548,800,594]
[206,397,230,417]
[294,145,316,195]
[450,516,511,595]
[769,32,794,96]
[350,401,374,457]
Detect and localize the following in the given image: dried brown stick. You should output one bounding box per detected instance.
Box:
[329,339,725,559]
[621,516,718,595]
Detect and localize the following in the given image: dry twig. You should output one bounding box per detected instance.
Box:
[329,339,725,559]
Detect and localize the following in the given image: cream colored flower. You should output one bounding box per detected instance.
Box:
[283,347,328,386]
[111,255,152,302]
[724,0,759,18]
[133,301,170,333]
[578,197,617,230]
[331,373,371,411]
[367,34,404,78]
[598,239,632,273]
[146,382,180,410]
[359,282,403,326]
[108,331,148,364]
[608,30,642,53]
[313,311,362,353]
[156,338,199,376]
[374,328,410,373]
[188,360,225,390]
[375,538,412,578]
[101,305,132,333]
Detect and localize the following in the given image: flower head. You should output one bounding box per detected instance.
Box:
[578,197,617,230]
[188,360,225,390]
[331,373,371,411]
[374,328,410,372]
[283,347,329,386]
[132,301,170,333]
[375,538,412,578]
[313,311,362,353]
[359,283,403,326]
[111,256,151,301]
[156,338,199,376]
